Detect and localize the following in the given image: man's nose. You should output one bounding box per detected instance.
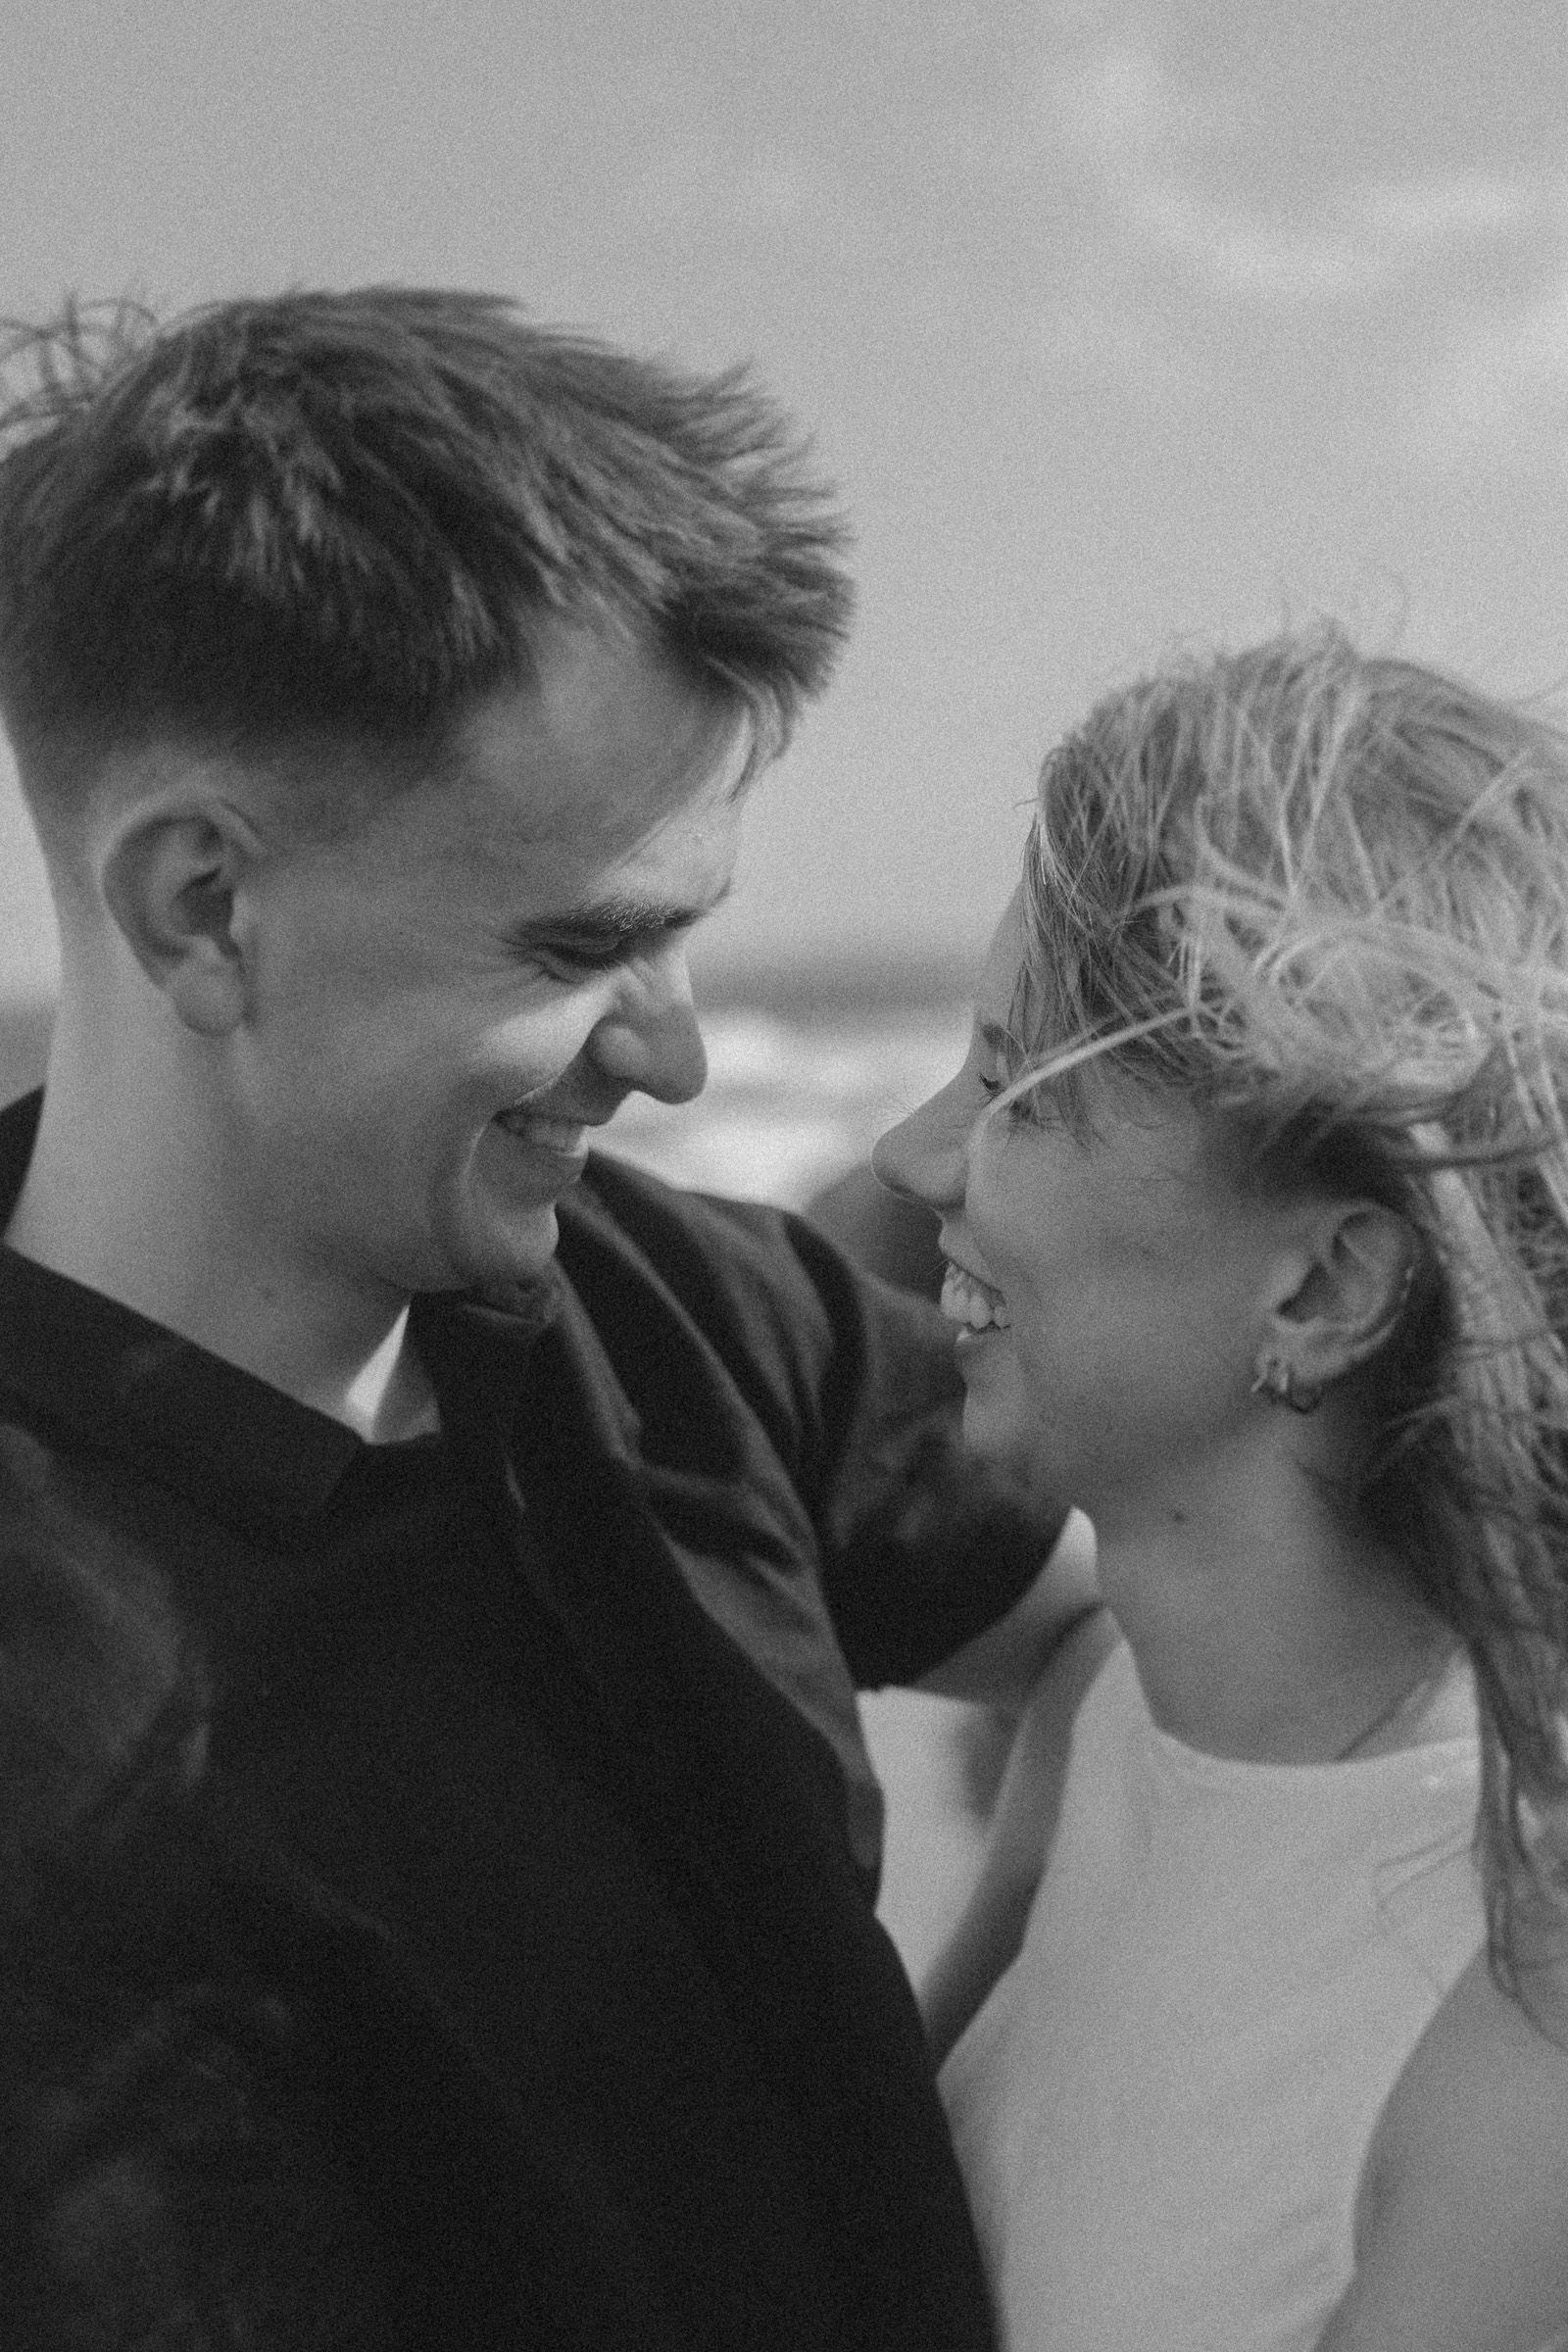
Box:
[589,956,710,1106]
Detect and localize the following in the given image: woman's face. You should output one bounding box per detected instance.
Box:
[872,895,1287,1516]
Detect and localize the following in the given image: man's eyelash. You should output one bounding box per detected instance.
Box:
[533,940,629,972]
[533,921,696,974]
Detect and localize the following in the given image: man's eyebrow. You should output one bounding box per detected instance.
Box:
[512,879,734,950]
[978,1018,1016,1057]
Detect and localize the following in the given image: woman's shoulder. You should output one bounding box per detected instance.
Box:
[1324,1947,1568,2349]
[919,1608,1120,2067]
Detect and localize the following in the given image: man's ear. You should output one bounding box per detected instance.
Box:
[100,803,262,1037]
[1266,1201,1418,1391]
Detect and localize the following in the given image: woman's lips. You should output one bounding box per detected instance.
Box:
[940,1260,1012,1333]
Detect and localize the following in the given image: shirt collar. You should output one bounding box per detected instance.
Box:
[0,1090,562,1532]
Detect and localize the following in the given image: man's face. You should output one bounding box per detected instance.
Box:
[227,626,751,1308]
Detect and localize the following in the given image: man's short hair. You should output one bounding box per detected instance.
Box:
[0,287,854,815]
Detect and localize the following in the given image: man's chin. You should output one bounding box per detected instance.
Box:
[489,1197,562,1274]
[444,1198,564,1300]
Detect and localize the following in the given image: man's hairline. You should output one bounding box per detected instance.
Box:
[11,640,775,884]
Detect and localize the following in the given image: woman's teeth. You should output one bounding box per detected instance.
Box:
[940,1262,1012,1332]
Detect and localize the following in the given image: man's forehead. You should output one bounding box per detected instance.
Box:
[442,636,758,849]
[437,728,748,949]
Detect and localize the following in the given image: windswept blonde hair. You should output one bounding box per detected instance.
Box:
[1008,624,1568,1998]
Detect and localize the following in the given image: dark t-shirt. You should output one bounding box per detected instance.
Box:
[0,1096,1060,2350]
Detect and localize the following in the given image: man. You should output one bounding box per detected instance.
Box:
[0,290,1087,2347]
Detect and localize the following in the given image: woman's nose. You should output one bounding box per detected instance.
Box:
[871,1088,967,1212]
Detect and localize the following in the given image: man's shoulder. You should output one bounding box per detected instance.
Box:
[560,1150,953,1396]
[564,1150,820,1282]
[0,1409,154,1544]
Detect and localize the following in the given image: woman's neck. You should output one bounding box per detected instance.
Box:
[1090,1453,1458,1765]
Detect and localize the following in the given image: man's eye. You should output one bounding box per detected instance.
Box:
[535,941,625,974]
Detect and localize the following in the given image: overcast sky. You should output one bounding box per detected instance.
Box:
[4,0,1566,998]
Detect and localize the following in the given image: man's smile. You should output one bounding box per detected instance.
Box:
[492,1107,593,1160]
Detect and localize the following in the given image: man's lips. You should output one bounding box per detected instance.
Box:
[492,1108,592,1156]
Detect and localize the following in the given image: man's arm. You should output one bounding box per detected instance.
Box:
[916,1507,1100,1703]
[776,1218,1075,1691]
[563,1161,1073,1688]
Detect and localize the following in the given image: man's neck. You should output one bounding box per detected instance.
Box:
[6,1070,436,1439]
[341,1308,441,1442]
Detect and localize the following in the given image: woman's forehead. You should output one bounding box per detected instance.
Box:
[975,892,1067,1067]
[972,889,1216,1167]
[976,893,1028,1018]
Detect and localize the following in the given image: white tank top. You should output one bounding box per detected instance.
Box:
[941,1640,1484,2352]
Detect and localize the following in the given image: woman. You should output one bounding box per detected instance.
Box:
[875,627,1568,2352]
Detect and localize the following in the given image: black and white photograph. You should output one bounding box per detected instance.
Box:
[3,4,1568,2345]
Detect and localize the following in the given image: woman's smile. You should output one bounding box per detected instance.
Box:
[939,1257,1013,1337]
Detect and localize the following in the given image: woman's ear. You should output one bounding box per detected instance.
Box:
[100,802,262,1038]
[1264,1201,1418,1396]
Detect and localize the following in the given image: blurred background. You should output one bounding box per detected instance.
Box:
[5,0,1567,1971]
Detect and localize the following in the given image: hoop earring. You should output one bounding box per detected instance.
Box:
[1250,1355,1325,1415]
